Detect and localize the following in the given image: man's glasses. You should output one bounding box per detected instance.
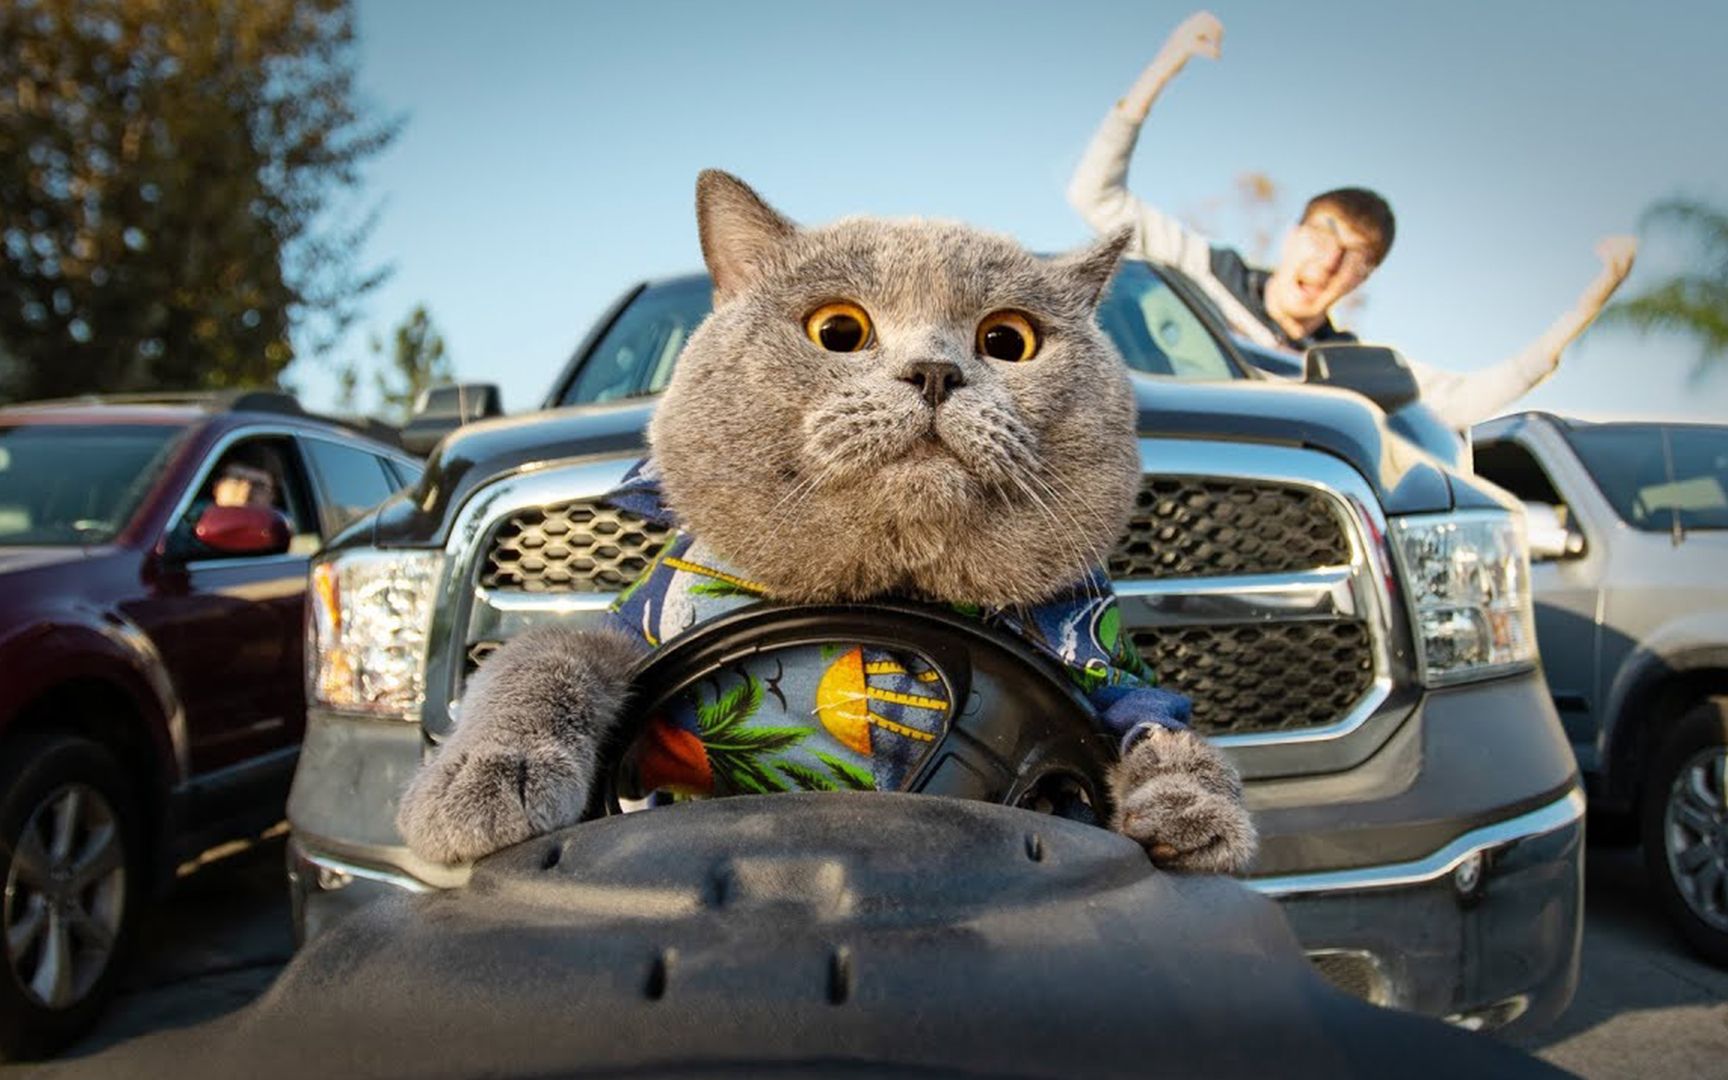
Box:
[1302,214,1377,277]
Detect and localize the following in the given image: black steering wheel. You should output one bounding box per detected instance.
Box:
[596,603,1117,825]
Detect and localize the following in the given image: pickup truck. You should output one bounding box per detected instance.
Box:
[286,261,1585,1035]
[1475,411,1728,964]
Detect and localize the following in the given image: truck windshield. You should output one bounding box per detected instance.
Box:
[0,423,185,545]
[1564,423,1728,532]
[556,261,1240,407]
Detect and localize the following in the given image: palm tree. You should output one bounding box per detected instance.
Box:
[1600,197,1728,380]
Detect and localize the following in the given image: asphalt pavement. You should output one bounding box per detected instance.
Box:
[1514,846,1728,1077]
[7,837,1727,1079]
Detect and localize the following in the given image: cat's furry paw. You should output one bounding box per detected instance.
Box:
[394,624,645,865]
[396,741,594,865]
[1107,725,1257,874]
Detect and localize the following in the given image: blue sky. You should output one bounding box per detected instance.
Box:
[300,0,1728,421]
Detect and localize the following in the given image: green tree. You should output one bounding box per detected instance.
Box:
[333,356,360,412]
[371,304,452,421]
[1600,197,1728,380]
[0,0,398,403]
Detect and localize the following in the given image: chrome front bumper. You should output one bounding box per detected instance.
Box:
[1254,787,1584,1035]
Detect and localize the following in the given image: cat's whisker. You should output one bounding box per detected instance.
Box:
[766,465,830,521]
[1039,467,1113,529]
[1027,467,1118,569]
[1004,466,1093,605]
[1016,464,1109,607]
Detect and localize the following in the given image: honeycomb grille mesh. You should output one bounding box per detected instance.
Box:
[1109,477,1350,579]
[471,477,1375,738]
[1131,622,1374,736]
[1307,951,1390,1006]
[481,480,1346,593]
[479,501,674,593]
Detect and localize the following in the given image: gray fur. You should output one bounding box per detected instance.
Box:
[696,170,799,301]
[1108,725,1258,874]
[654,175,1140,609]
[395,624,644,865]
[399,171,1251,872]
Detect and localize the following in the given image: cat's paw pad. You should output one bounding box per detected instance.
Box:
[1107,726,1257,874]
[1113,772,1257,873]
[396,743,592,866]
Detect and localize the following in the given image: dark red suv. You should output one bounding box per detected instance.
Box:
[0,391,418,1059]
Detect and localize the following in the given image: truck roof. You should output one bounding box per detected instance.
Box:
[1479,410,1728,435]
[0,390,405,447]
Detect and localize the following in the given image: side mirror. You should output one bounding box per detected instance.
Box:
[1523,502,1585,562]
[401,383,504,457]
[194,505,292,557]
[1304,344,1420,414]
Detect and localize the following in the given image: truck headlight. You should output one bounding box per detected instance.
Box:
[1389,510,1536,687]
[308,550,443,719]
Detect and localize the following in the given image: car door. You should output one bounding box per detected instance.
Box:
[142,431,324,777]
[1474,434,1604,758]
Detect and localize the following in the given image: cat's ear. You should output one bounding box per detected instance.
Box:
[696,170,798,301]
[1051,227,1133,309]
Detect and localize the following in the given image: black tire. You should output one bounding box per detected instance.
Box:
[1641,697,1728,967]
[0,733,143,1061]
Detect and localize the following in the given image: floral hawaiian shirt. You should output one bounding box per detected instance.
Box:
[601,460,1190,798]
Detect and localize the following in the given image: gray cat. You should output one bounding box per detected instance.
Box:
[397,171,1256,874]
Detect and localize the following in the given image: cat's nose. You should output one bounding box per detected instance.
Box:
[900,360,966,408]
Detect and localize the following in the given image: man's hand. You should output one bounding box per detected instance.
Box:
[1596,234,1637,287]
[1582,235,1638,311]
[1157,11,1224,70]
[1121,11,1223,121]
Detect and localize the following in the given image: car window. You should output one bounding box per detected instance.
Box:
[303,438,402,534]
[557,263,1241,408]
[1564,423,1728,532]
[388,457,425,489]
[560,279,714,406]
[0,423,185,545]
[170,434,321,560]
[1473,440,1565,507]
[1097,262,1237,380]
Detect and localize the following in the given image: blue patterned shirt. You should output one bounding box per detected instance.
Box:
[601,460,1190,797]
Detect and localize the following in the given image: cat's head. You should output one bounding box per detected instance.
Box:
[648,170,1139,608]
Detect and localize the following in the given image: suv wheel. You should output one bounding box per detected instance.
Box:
[1643,697,1728,967]
[0,734,140,1061]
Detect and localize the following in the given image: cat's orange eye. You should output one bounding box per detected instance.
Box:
[804,302,874,353]
[976,311,1038,362]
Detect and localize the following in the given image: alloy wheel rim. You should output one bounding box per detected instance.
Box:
[3,783,127,1010]
[1664,746,1728,933]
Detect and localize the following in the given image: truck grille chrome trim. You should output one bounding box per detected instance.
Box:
[1113,568,1358,625]
[1124,439,1393,745]
[431,440,1399,749]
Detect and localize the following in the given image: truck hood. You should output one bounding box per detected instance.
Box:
[361,378,1457,550]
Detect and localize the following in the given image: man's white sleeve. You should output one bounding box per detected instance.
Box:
[1407,347,1560,431]
[1066,108,1213,279]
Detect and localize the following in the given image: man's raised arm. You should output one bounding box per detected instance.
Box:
[1066,11,1223,273]
[1412,236,1639,430]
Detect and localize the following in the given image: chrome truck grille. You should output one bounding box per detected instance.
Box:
[481,502,675,593]
[437,441,1391,746]
[1110,477,1349,579]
